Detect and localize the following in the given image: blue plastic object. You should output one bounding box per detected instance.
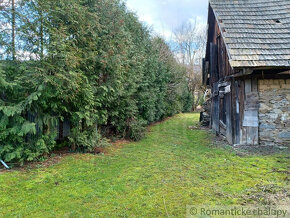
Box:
[0,160,9,169]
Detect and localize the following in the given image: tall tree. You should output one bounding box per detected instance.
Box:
[0,0,193,164]
[173,20,206,109]
[11,0,16,60]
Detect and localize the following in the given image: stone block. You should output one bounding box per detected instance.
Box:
[260,124,275,129]
[269,85,281,89]
[281,84,290,89]
[259,84,271,91]
[273,109,283,114]
[273,80,279,85]
[278,79,286,85]
[279,132,290,139]
[258,87,265,92]
[263,80,269,85]
[268,79,274,85]
[259,103,271,113]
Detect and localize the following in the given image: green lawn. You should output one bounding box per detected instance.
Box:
[0,113,289,217]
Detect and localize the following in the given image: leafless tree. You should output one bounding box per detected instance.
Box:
[173,19,206,110]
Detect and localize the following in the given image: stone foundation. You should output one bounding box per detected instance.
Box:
[258,79,290,147]
[200,99,211,127]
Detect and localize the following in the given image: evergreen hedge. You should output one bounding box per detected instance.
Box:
[0,0,193,164]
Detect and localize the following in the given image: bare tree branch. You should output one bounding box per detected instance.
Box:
[173,19,207,109]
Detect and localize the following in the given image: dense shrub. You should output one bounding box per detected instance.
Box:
[127,118,147,141]
[0,0,193,164]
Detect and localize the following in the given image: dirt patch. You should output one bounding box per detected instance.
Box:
[92,147,107,154]
[112,139,130,147]
[242,184,290,206]
[103,139,131,155]
[232,145,290,156]
[0,139,133,172]
[147,116,174,131]
[0,150,74,173]
[188,125,209,131]
[202,127,290,156]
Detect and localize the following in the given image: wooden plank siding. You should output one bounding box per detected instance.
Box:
[205,4,235,144]
[212,82,220,133]
[241,79,259,145]
[233,80,240,144]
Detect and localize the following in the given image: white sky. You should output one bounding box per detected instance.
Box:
[125,0,209,40]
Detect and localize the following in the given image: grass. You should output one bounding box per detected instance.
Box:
[0,113,289,217]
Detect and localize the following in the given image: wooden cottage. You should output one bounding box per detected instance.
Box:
[203,0,290,146]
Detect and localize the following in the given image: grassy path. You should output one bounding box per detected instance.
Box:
[0,113,289,217]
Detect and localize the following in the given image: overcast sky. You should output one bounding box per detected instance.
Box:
[125,0,209,40]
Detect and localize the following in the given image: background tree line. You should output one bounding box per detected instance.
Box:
[0,0,193,164]
[173,20,207,110]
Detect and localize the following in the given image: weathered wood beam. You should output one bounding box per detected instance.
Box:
[232,68,253,78]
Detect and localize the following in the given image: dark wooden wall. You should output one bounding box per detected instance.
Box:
[205,4,236,145]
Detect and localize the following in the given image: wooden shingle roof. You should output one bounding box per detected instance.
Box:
[210,0,290,68]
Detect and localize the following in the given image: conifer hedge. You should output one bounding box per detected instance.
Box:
[0,0,193,164]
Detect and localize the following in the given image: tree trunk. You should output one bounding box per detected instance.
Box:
[192,89,195,111]
[11,0,16,60]
[40,10,44,59]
